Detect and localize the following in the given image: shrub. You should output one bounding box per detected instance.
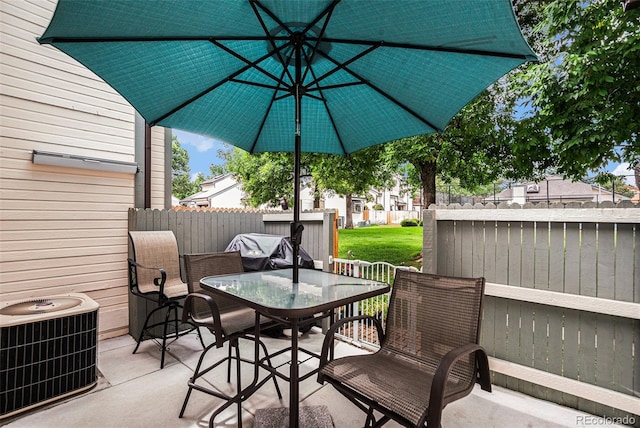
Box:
[400,218,419,227]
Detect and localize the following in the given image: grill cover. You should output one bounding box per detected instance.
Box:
[225,233,315,271]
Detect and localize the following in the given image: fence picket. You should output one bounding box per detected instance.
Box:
[495,222,509,284]
[598,223,616,300]
[614,224,635,303]
[429,204,639,419]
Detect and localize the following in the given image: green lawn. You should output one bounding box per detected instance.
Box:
[338,225,423,269]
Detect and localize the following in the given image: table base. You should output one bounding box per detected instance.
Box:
[254,406,333,428]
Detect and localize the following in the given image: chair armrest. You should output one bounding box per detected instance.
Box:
[127,258,167,297]
[426,343,492,427]
[318,315,384,381]
[182,292,224,347]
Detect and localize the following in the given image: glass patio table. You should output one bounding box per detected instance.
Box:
[200,268,390,428]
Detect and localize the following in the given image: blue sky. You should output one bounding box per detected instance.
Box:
[173,129,636,187]
[173,129,226,180]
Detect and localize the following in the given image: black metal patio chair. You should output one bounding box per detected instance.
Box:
[179,251,282,428]
[127,230,200,369]
[318,270,491,427]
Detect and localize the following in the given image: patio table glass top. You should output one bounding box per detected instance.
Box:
[199,268,390,318]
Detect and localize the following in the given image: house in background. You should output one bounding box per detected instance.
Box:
[488,175,631,205]
[179,173,246,208]
[180,173,419,225]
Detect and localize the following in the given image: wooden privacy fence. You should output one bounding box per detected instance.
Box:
[128,207,336,269]
[127,207,337,338]
[423,202,639,420]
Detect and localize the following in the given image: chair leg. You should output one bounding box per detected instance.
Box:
[179,342,216,417]
[258,340,282,399]
[132,301,187,369]
[196,326,206,348]
[365,407,375,427]
[159,305,175,369]
[132,305,164,354]
[227,340,233,382]
[234,341,243,428]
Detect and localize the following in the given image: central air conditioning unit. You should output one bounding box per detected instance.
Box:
[0,293,99,420]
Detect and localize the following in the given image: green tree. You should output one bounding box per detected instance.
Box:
[222,147,296,208]
[311,146,393,229]
[585,174,635,199]
[209,163,227,177]
[171,136,199,200]
[385,90,524,207]
[223,145,395,225]
[513,0,640,179]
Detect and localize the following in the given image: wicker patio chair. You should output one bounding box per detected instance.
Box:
[179,251,282,428]
[318,270,491,427]
[127,230,199,369]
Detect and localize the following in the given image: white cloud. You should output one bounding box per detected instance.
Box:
[190,136,216,152]
[174,130,220,152]
[611,163,636,187]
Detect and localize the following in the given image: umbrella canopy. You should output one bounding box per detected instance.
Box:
[39,0,537,282]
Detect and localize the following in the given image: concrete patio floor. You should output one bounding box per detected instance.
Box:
[1,327,623,428]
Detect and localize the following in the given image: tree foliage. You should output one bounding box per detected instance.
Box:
[584,174,636,198]
[203,1,640,207]
[222,147,296,208]
[223,145,394,225]
[311,146,394,228]
[513,0,640,178]
[171,136,200,199]
[385,90,523,207]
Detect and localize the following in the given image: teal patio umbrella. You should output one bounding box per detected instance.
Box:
[39,0,537,283]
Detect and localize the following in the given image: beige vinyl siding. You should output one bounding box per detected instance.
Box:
[1,0,168,339]
[151,126,167,209]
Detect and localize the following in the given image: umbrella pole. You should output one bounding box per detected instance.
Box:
[292,131,302,284]
[291,35,303,285]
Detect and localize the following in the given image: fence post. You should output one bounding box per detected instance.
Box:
[322,211,336,272]
[422,208,437,274]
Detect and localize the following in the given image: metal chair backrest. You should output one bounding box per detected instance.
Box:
[129,231,182,294]
[183,251,245,320]
[384,270,485,385]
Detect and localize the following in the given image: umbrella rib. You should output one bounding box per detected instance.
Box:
[273,93,293,102]
[307,81,364,92]
[149,49,277,126]
[39,35,276,44]
[251,0,292,34]
[315,38,533,61]
[304,61,348,155]
[251,0,339,86]
[229,79,282,91]
[249,66,291,153]
[250,0,294,84]
[209,39,291,90]
[304,43,380,89]
[301,0,339,84]
[366,80,441,131]
[302,0,340,34]
[251,0,338,39]
[314,48,442,132]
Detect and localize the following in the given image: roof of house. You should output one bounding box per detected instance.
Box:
[493,175,629,202]
[180,173,240,204]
